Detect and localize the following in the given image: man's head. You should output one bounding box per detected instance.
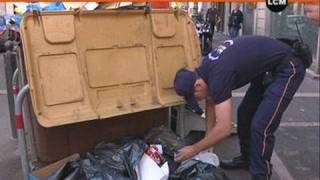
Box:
[174,68,208,102]
[235,4,241,10]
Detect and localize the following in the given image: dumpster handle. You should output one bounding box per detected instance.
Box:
[15,84,30,180]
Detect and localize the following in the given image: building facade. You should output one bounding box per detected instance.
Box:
[199,2,319,74]
[233,3,319,74]
[1,2,319,74]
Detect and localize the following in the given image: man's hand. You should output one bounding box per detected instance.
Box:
[174,145,198,162]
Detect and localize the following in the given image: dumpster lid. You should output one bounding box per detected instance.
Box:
[21,9,200,127]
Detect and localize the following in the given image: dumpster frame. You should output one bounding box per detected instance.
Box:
[6,8,201,180]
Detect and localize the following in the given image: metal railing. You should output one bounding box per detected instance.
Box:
[14,84,30,180]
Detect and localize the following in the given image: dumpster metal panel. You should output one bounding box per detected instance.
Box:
[85,47,149,87]
[20,10,200,127]
[31,108,168,163]
[38,53,83,106]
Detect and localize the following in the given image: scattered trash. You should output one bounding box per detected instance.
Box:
[170,159,230,180]
[43,126,229,180]
[42,2,66,11]
[136,145,169,180]
[144,126,183,173]
[145,145,166,166]
[82,2,99,10]
[142,127,229,180]
[45,139,147,180]
[26,2,42,12]
[201,113,206,119]
[192,151,220,167]
[144,126,184,156]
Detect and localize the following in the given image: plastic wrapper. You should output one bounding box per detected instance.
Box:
[144,126,183,154]
[144,126,183,173]
[170,159,230,180]
[192,152,220,167]
[136,145,169,180]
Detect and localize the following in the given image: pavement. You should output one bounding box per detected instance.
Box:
[0,53,22,180]
[0,33,319,180]
[0,54,7,92]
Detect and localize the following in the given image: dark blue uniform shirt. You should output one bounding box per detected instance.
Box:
[196,36,294,104]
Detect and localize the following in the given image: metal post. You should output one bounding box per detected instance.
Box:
[3,45,18,138]
[15,84,30,180]
[316,27,320,74]
[168,106,172,129]
[177,104,185,138]
[12,68,19,101]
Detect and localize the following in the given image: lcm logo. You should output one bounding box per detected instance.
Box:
[266,0,288,12]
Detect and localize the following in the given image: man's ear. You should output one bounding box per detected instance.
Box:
[199,78,207,86]
[194,79,201,87]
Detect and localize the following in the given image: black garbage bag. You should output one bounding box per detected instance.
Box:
[80,139,147,180]
[180,131,205,147]
[45,128,230,180]
[45,139,147,180]
[78,158,129,180]
[170,159,230,180]
[46,161,82,180]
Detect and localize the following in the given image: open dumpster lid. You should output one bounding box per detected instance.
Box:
[20,9,201,127]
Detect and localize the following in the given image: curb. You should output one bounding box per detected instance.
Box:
[306,69,320,80]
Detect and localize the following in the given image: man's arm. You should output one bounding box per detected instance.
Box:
[175,99,232,162]
[205,98,216,136]
[194,98,232,151]
[239,11,244,24]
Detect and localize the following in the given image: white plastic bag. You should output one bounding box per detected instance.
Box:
[192,151,220,167]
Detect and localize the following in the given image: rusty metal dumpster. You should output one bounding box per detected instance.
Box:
[14,8,201,179]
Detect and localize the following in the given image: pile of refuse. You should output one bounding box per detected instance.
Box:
[46,126,230,180]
